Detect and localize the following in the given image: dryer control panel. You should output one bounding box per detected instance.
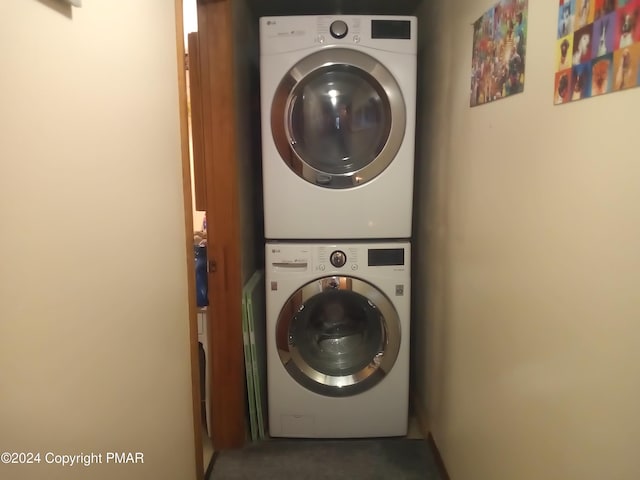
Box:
[260,15,417,55]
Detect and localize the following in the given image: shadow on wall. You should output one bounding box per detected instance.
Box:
[411,0,455,440]
[36,0,73,18]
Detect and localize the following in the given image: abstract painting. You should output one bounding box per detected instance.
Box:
[470,0,529,107]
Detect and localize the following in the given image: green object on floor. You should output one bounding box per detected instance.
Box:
[241,270,266,441]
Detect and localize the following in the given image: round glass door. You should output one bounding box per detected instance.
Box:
[276,276,401,397]
[271,48,406,189]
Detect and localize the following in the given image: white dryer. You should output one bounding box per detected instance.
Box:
[260,16,417,239]
[265,241,410,438]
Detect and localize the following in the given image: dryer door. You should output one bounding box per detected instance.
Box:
[271,48,406,189]
[276,276,401,397]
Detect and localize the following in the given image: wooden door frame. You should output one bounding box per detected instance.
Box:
[196,0,246,449]
[174,1,205,479]
[175,0,246,475]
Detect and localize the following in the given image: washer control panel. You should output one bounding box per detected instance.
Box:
[268,243,408,275]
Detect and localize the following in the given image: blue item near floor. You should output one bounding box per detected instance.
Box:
[194,245,209,307]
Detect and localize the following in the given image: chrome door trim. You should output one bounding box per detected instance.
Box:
[276,275,401,397]
[271,48,406,189]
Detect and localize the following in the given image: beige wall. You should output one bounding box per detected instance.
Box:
[414,1,640,479]
[0,1,196,479]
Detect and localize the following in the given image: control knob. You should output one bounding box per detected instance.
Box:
[330,20,348,39]
[330,250,347,268]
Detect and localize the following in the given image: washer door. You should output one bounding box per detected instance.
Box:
[271,48,406,189]
[276,276,401,397]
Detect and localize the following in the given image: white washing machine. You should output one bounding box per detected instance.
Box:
[265,241,410,438]
[260,16,417,239]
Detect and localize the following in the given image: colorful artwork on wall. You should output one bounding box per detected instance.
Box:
[470,0,529,107]
[554,0,640,104]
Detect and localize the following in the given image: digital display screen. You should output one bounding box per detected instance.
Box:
[368,248,405,266]
[371,20,411,40]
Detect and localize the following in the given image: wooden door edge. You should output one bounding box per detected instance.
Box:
[174,1,205,479]
[198,0,247,449]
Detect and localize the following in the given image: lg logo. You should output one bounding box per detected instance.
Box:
[266,20,276,26]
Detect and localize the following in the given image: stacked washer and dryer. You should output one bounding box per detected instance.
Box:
[260,15,417,438]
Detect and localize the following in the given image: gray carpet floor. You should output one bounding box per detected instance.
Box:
[209,438,443,479]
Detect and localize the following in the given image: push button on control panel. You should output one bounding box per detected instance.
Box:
[330,250,347,268]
